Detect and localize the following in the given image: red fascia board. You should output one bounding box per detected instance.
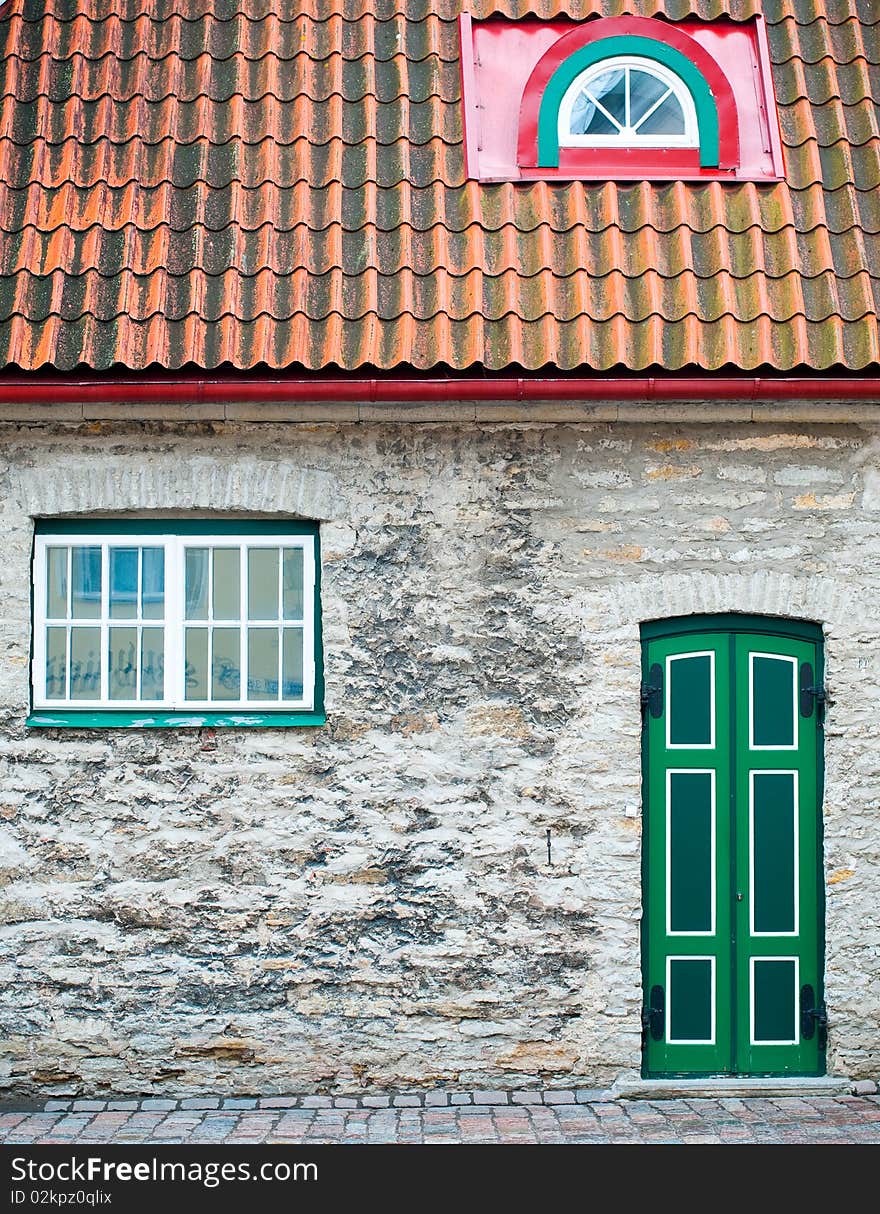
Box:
[2,377,880,403]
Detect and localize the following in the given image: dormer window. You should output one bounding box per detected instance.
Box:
[559,57,698,150]
[528,27,731,172]
[459,13,785,183]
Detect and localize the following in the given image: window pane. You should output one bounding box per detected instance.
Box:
[213,549,240,621]
[108,626,138,700]
[70,626,101,699]
[586,68,626,124]
[629,69,668,125]
[71,547,101,619]
[185,628,208,699]
[46,547,68,618]
[185,548,208,620]
[141,628,164,700]
[248,628,279,701]
[282,627,304,700]
[572,98,618,136]
[637,93,686,135]
[45,626,67,699]
[248,548,279,620]
[282,548,304,620]
[141,548,165,620]
[109,548,138,619]
[212,627,241,700]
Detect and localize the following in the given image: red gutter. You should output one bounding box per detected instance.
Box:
[0,376,879,404]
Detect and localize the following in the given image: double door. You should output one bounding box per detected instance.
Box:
[641,617,825,1076]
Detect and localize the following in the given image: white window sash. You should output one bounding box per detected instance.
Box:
[557,55,700,150]
[32,533,317,713]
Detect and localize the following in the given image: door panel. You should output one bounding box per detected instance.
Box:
[642,618,824,1077]
[734,632,821,1075]
[643,631,732,1075]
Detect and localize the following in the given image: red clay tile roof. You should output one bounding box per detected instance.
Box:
[0,0,877,373]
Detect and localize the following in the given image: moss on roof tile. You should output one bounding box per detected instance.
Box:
[0,0,876,372]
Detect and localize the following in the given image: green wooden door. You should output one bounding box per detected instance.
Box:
[641,615,825,1077]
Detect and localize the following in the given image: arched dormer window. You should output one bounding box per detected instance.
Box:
[558,56,699,150]
[529,29,731,171]
[460,13,784,183]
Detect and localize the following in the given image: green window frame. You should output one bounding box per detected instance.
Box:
[28,519,325,729]
[537,35,721,169]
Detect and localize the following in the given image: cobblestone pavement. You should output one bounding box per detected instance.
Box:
[1,1094,879,1145]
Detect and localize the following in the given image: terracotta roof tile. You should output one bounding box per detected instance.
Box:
[0,0,878,372]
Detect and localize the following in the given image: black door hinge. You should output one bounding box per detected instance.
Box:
[640,663,664,721]
[799,662,826,719]
[641,985,665,1041]
[800,984,828,1049]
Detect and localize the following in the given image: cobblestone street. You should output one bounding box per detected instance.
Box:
[2,1093,879,1145]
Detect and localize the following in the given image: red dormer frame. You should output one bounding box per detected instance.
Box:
[459,13,785,183]
[517,16,740,179]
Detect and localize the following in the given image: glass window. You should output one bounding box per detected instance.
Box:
[558,56,698,149]
[32,525,320,720]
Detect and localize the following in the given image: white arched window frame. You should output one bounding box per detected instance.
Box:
[558,55,700,149]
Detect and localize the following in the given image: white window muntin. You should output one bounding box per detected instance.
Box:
[558,55,699,149]
[175,536,315,711]
[32,533,316,712]
[749,770,800,939]
[665,954,716,1046]
[665,650,716,750]
[749,955,800,1047]
[666,768,716,938]
[749,651,798,751]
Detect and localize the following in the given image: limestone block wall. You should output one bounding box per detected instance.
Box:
[0,417,877,1098]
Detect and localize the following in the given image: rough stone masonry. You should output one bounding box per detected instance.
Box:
[0,416,878,1099]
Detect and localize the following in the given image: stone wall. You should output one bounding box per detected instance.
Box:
[0,417,877,1097]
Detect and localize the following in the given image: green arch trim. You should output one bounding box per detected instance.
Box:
[537,35,720,169]
[640,614,824,643]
